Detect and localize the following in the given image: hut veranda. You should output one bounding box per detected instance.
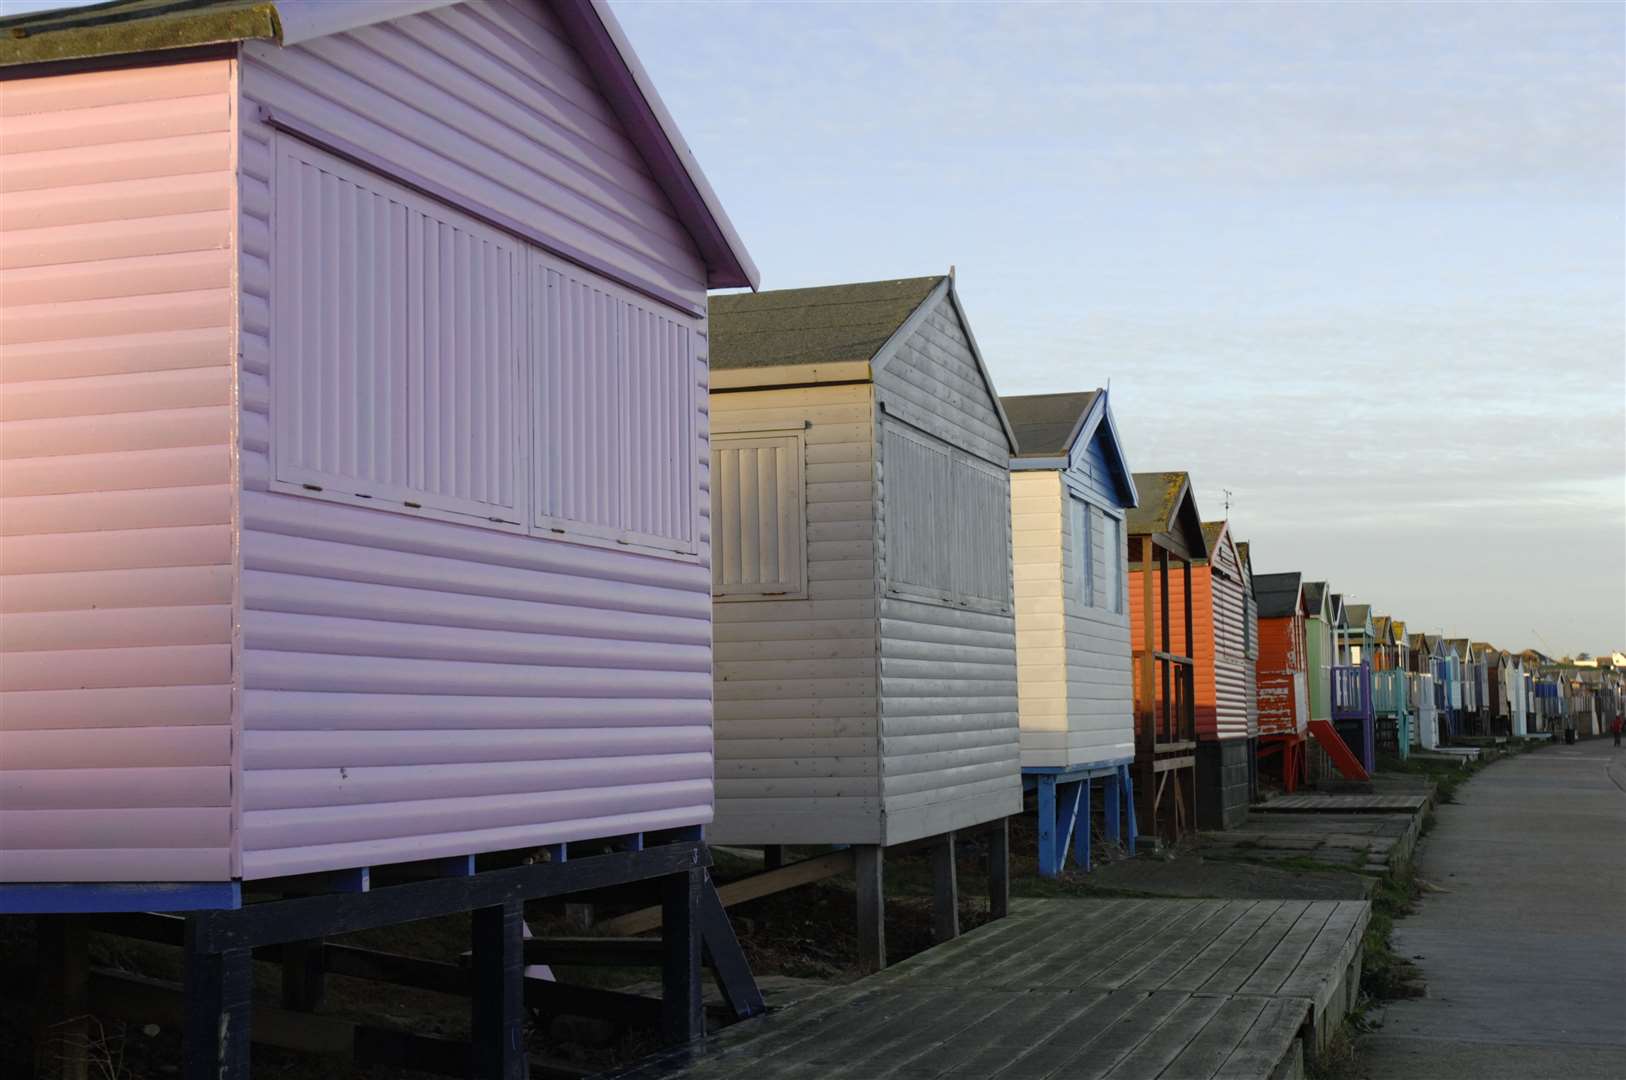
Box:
[706,276,1022,969]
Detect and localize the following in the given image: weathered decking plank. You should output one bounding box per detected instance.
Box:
[1237,901,1338,996]
[603,897,1367,1080]
[1157,995,1273,1080]
[1254,794,1427,813]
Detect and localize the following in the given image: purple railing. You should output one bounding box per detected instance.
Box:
[1331,663,1372,721]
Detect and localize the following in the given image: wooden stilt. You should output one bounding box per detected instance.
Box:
[661,867,704,1044]
[182,916,251,1080]
[34,917,90,1080]
[986,818,1010,920]
[929,831,959,943]
[471,899,525,1080]
[280,938,325,1013]
[854,844,886,973]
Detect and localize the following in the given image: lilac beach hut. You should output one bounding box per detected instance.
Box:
[1,0,756,907]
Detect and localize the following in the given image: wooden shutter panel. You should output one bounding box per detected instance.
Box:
[273,139,524,526]
[883,419,1011,611]
[531,251,697,554]
[711,434,805,597]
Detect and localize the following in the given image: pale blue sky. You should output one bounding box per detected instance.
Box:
[610,0,1625,656]
[7,0,1623,654]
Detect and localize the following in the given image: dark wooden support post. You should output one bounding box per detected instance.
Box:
[661,867,704,1044]
[183,916,252,1080]
[471,899,525,1080]
[986,818,1009,920]
[280,938,326,1012]
[930,831,960,943]
[762,845,784,871]
[34,917,90,1080]
[854,844,886,973]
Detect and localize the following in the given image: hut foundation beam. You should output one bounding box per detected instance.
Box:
[854,845,886,973]
[182,921,251,1080]
[661,867,704,1043]
[930,832,960,943]
[34,917,90,1080]
[279,938,325,1013]
[986,818,1009,920]
[471,899,525,1080]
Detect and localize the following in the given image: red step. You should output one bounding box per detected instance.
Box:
[1307,719,1370,781]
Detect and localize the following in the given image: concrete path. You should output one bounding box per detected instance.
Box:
[1358,739,1626,1078]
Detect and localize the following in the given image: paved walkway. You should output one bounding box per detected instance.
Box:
[1358,739,1626,1079]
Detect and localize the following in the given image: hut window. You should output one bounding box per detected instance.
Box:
[710,432,806,598]
[1107,512,1125,613]
[1071,497,1095,607]
[882,420,1010,610]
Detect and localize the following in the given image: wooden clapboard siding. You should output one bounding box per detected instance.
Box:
[1193,525,1249,742]
[239,0,706,308]
[709,382,882,844]
[875,291,1020,845]
[873,295,1008,466]
[234,7,717,879]
[1011,442,1134,770]
[0,58,236,883]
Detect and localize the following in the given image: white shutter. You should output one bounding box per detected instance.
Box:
[711,434,805,597]
[273,139,525,526]
[531,251,697,554]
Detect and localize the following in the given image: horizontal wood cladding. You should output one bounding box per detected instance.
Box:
[875,291,1020,842]
[0,58,235,883]
[239,0,707,312]
[236,13,718,875]
[708,382,880,844]
[1011,467,1134,770]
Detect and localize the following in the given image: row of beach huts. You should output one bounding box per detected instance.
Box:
[1,2,1619,1076]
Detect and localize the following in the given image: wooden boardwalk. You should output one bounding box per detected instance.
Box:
[1253,794,1428,814]
[607,898,1369,1080]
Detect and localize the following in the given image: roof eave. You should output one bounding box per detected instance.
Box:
[561,0,759,290]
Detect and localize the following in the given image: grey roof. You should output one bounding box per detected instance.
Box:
[709,276,943,370]
[1254,572,1303,618]
[1001,391,1099,457]
[1302,581,1329,614]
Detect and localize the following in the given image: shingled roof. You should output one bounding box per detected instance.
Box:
[710,277,944,370]
[1254,572,1304,619]
[1126,471,1206,562]
[1001,391,1099,457]
[1302,581,1330,615]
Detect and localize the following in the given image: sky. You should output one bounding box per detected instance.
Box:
[604,0,1625,657]
[6,0,1622,655]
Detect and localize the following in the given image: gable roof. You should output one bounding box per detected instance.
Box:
[1372,614,1393,643]
[1302,581,1330,618]
[0,0,758,290]
[1002,389,1138,506]
[1003,392,1097,456]
[711,276,944,370]
[1126,472,1207,562]
[1345,603,1372,629]
[1253,572,1304,619]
